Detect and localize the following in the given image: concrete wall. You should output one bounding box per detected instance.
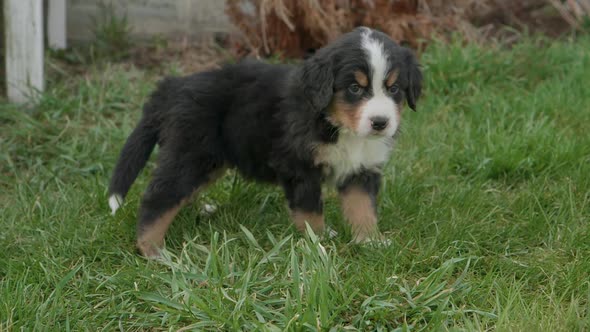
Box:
[67,0,231,41]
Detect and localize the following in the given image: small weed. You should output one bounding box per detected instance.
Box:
[90,1,133,61]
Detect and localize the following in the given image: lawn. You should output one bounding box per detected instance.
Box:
[1,36,589,331]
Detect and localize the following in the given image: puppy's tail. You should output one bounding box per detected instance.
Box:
[108,117,158,215]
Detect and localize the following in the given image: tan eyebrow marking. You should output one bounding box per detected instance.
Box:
[354,70,369,87]
[386,69,399,87]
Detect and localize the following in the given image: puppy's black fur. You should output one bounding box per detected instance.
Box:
[108,27,423,257]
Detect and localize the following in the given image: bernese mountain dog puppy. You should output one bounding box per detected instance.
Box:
[108,27,423,257]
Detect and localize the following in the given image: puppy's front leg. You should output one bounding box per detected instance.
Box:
[338,170,383,243]
[282,175,325,235]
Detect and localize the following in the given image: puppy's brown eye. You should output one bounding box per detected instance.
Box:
[348,84,363,95]
[389,84,400,95]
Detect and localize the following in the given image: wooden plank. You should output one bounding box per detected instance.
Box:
[48,0,67,50]
[4,0,44,104]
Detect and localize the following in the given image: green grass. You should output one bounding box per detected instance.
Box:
[1,36,590,331]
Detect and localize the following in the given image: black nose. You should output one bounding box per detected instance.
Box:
[370,116,389,131]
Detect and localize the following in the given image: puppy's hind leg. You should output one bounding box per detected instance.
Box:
[136,153,223,258]
[282,173,326,236]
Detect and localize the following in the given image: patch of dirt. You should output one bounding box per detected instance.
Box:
[128,38,231,74]
[45,38,231,83]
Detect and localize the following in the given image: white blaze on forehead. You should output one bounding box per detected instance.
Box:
[361,29,388,98]
[359,29,399,137]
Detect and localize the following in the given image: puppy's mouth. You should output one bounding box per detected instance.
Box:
[337,126,395,140]
[367,130,392,138]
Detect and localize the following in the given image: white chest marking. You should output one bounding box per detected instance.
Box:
[317,132,393,185]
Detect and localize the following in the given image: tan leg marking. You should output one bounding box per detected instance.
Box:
[291,210,325,235]
[137,167,227,258]
[339,187,379,242]
[137,204,184,258]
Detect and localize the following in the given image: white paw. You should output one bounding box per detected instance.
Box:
[200,203,218,216]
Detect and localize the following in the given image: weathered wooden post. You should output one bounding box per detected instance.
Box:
[4,0,44,104]
[48,0,67,50]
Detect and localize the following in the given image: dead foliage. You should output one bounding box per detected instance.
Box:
[547,0,590,30]
[226,0,590,58]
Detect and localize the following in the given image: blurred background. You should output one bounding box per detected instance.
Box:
[58,0,590,54]
[2,0,590,94]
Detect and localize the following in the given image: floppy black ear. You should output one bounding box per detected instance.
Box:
[404,49,423,112]
[300,55,334,111]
